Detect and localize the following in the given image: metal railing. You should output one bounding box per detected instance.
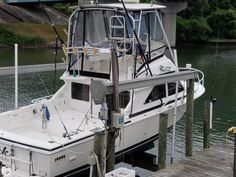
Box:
[31,95,53,104]
[179,67,205,86]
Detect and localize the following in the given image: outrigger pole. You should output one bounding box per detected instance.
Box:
[119,0,153,76]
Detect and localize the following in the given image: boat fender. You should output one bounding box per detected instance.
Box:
[41,104,50,121]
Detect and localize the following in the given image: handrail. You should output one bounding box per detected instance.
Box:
[179,67,204,86]
[155,67,204,112]
[31,95,53,104]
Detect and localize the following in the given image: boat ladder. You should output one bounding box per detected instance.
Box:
[110,15,131,53]
[10,146,34,176]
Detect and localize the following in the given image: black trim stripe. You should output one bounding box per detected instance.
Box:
[0,134,94,152]
[79,70,110,79]
[56,125,173,177]
[56,133,163,177]
[129,96,186,118]
[55,164,90,177]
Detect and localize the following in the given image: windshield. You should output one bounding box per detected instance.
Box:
[69,10,114,48]
[139,12,164,47]
[69,9,164,47]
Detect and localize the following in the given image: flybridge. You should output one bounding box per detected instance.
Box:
[4,0,65,3]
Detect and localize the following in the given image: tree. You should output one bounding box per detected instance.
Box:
[207,9,236,38]
[180,0,209,18]
[177,16,212,42]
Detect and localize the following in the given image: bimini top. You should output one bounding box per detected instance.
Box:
[80,3,166,11]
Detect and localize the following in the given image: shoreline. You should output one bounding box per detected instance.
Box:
[0,43,62,49]
[1,39,236,49]
[176,40,236,47]
[207,39,236,44]
[0,63,66,76]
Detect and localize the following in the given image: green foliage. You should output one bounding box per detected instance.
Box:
[178,0,236,41]
[177,16,212,42]
[51,3,72,16]
[207,9,236,38]
[0,27,45,46]
[209,0,235,10]
[180,0,209,18]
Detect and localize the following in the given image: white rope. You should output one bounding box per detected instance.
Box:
[91,151,104,177]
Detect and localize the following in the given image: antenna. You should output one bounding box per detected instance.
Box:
[119,0,153,76]
[38,0,65,45]
[151,0,154,6]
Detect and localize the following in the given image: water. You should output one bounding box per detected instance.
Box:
[0,71,64,111]
[0,44,236,176]
[179,44,236,143]
[0,47,64,67]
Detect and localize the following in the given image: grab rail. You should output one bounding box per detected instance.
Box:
[31,95,53,104]
[179,67,204,86]
[157,67,204,112]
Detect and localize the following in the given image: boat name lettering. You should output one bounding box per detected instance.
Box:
[160,65,171,72]
[0,146,11,157]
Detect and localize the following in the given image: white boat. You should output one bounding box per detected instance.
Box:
[0,2,205,177]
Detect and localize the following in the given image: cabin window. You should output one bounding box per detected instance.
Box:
[168,82,184,96]
[145,84,166,104]
[120,91,130,109]
[71,83,89,101]
[106,91,130,109]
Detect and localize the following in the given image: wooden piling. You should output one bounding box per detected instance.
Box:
[203,101,210,148]
[93,131,105,177]
[0,161,3,177]
[186,79,194,157]
[106,127,116,172]
[158,113,168,170]
[234,133,236,177]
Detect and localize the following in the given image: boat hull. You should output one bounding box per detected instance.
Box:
[0,103,186,177]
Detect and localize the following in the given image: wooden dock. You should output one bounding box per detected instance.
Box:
[150,143,234,177]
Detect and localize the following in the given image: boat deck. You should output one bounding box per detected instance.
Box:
[0,108,103,151]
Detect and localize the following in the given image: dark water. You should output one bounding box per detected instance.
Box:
[179,44,236,143]
[0,47,64,67]
[0,44,236,176]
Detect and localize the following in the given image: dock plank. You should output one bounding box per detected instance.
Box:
[150,144,234,177]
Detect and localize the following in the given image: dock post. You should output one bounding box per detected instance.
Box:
[203,101,210,148]
[93,131,105,177]
[234,132,236,177]
[0,161,3,177]
[106,127,116,172]
[186,79,194,157]
[158,113,168,170]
